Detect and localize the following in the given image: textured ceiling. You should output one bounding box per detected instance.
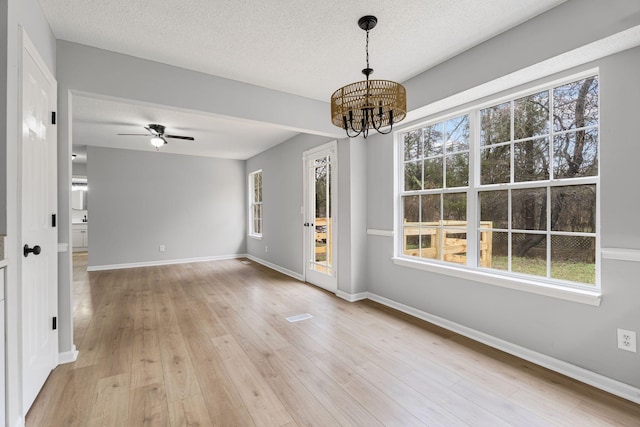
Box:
[40,0,566,159]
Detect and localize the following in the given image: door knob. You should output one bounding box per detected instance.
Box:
[23,244,41,257]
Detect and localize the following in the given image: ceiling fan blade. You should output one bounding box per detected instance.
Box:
[117,133,153,136]
[165,134,195,141]
[144,126,161,136]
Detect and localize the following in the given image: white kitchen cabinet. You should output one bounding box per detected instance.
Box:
[72,223,88,252]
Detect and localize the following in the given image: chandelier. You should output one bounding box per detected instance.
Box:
[330,16,407,139]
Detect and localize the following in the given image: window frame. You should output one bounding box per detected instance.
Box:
[248,169,263,239]
[394,70,601,305]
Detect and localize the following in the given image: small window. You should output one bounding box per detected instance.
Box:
[249,170,262,237]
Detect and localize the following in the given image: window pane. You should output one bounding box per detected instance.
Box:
[480,190,508,229]
[252,172,262,203]
[482,231,507,270]
[514,138,549,182]
[404,161,422,191]
[551,235,595,285]
[551,185,596,232]
[443,193,466,222]
[403,195,419,223]
[446,153,469,188]
[446,116,469,153]
[424,122,444,157]
[404,129,422,161]
[424,157,444,189]
[481,145,511,184]
[514,91,549,140]
[442,229,466,265]
[553,77,599,132]
[420,227,437,260]
[481,102,511,145]
[421,194,440,223]
[403,196,420,256]
[511,233,547,277]
[253,204,262,234]
[553,129,598,178]
[512,188,547,231]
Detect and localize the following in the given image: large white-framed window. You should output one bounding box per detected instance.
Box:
[249,170,263,238]
[397,72,599,293]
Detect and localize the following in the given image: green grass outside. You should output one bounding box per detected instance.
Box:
[403,247,595,285]
[491,256,595,285]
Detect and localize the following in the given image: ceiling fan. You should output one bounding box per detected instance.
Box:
[118,124,195,149]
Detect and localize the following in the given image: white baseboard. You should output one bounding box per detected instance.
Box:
[13,418,24,427]
[246,255,305,281]
[87,254,247,271]
[366,292,640,404]
[59,345,78,364]
[336,290,368,302]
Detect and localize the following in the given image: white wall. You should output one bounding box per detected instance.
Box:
[87,146,246,268]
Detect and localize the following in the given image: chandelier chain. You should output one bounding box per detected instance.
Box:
[365,29,370,78]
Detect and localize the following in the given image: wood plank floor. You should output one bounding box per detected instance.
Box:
[26,253,640,426]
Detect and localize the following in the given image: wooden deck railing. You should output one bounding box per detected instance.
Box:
[403,220,493,267]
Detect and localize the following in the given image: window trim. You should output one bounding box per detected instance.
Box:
[394,70,601,304]
[248,169,263,239]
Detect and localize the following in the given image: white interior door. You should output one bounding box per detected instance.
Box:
[303,142,337,292]
[21,31,59,414]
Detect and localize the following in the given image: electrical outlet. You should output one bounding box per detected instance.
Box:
[265,245,268,253]
[159,245,165,252]
[617,328,637,352]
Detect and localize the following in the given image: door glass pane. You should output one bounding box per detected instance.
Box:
[314,158,330,271]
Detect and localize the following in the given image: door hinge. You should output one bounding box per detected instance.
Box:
[52,317,57,330]
[52,213,56,227]
[51,111,56,125]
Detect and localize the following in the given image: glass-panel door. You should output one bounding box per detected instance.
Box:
[303,142,337,291]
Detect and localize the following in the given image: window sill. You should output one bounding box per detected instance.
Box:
[248,234,263,241]
[391,256,601,306]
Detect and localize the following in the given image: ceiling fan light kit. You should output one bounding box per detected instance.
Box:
[117,123,195,150]
[330,15,407,139]
[150,136,165,148]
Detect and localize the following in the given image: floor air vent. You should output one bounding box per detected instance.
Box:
[285,313,313,323]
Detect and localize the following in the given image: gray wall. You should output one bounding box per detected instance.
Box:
[245,132,370,296]
[245,133,333,274]
[365,11,640,392]
[87,146,246,267]
[72,162,87,176]
[243,0,640,394]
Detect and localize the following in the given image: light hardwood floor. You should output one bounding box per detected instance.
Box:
[26,253,640,426]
